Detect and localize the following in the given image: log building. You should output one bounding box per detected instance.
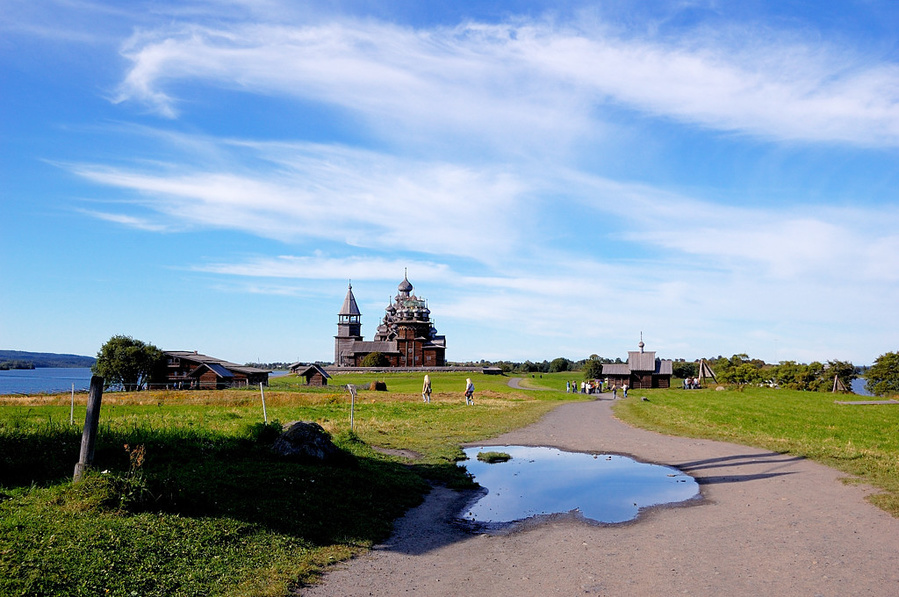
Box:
[163,350,270,389]
[334,273,447,367]
[602,339,673,389]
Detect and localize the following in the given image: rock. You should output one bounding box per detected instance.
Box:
[272,421,346,464]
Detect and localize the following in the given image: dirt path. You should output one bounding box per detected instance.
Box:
[302,397,899,596]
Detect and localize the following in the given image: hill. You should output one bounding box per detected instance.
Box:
[0,350,96,368]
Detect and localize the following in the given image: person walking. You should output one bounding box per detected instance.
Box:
[464,378,475,405]
[422,374,432,403]
[612,385,618,399]
[623,383,629,399]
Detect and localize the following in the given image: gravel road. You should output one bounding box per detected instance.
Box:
[302,395,899,596]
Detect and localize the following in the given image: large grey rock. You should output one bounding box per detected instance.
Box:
[272,421,343,463]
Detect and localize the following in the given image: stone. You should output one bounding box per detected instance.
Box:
[272,421,344,463]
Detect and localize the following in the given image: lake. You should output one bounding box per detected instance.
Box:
[851,377,872,396]
[0,367,94,395]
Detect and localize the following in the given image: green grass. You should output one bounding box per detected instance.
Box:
[476,451,512,463]
[614,385,899,515]
[0,372,575,596]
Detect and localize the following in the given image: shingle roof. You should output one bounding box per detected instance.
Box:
[339,284,361,316]
[189,363,234,379]
[293,364,331,379]
[351,341,399,354]
[628,350,657,372]
[165,351,270,374]
[602,363,631,376]
[603,354,673,377]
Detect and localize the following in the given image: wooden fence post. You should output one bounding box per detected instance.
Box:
[346,384,357,432]
[259,382,268,423]
[73,375,104,483]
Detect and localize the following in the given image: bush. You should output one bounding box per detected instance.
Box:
[244,420,283,445]
[360,352,390,367]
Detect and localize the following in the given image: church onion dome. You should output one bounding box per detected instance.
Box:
[398,274,413,294]
[339,283,361,316]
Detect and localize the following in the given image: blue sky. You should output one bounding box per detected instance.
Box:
[3,0,899,366]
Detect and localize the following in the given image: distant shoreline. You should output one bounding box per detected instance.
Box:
[0,350,95,369]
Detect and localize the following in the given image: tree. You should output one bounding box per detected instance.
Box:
[549,357,571,373]
[360,352,390,367]
[583,357,605,380]
[772,360,818,390]
[822,360,858,392]
[93,335,166,391]
[717,354,764,386]
[865,351,899,396]
[672,361,698,380]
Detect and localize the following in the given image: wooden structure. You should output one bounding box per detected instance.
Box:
[832,374,848,393]
[697,359,717,385]
[289,363,332,386]
[334,273,447,368]
[602,338,673,389]
[163,351,270,390]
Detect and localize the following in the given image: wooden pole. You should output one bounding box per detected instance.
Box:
[259,382,268,423]
[73,375,104,482]
[70,383,75,425]
[347,384,357,432]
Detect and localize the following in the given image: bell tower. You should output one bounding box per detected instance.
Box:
[335,282,362,365]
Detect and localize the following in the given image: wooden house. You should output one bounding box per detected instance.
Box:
[289,363,332,386]
[163,351,270,390]
[602,340,673,389]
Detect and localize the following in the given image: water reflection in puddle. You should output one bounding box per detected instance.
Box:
[458,445,699,526]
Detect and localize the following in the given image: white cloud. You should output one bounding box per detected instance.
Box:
[69,141,527,264]
[113,18,899,147]
[195,254,453,282]
[46,6,899,364]
[77,208,172,232]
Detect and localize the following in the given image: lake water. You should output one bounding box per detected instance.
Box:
[457,445,700,528]
[851,378,872,396]
[0,367,94,395]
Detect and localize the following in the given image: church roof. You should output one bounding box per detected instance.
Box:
[602,363,631,376]
[339,283,361,316]
[398,273,413,294]
[628,350,657,372]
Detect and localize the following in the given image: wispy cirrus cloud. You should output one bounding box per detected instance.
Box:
[113,18,899,147]
[68,139,527,264]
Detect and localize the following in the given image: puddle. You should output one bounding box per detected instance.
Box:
[457,445,699,528]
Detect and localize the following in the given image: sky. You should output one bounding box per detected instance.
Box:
[2,0,899,366]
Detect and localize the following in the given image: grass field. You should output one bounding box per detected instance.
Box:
[3,371,898,596]
[0,371,575,596]
[613,384,899,515]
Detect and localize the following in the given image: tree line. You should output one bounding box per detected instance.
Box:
[0,360,35,370]
[90,335,899,397]
[456,352,899,396]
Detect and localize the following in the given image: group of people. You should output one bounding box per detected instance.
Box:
[568,380,602,394]
[566,379,627,398]
[683,377,702,390]
[421,375,475,405]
